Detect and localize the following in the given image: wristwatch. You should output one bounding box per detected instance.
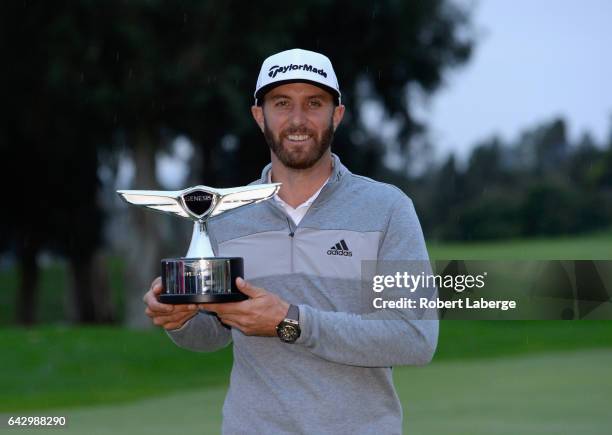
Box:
[276,304,301,343]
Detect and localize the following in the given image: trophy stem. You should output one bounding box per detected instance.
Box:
[185,221,215,258]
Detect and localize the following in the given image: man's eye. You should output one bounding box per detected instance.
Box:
[309,100,322,108]
[275,100,289,107]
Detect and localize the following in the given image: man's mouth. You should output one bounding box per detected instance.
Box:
[285,134,312,142]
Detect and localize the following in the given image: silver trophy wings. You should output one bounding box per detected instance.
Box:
[117,183,280,257]
[117,183,281,221]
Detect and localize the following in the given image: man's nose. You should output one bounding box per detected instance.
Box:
[288,105,307,126]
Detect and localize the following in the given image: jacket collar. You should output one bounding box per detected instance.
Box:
[256,153,349,215]
[258,153,348,186]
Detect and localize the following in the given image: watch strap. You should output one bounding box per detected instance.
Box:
[286,304,299,322]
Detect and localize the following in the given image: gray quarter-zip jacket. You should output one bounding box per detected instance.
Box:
[167,154,438,435]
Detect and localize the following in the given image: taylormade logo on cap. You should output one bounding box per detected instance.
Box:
[255,48,341,105]
[268,64,328,79]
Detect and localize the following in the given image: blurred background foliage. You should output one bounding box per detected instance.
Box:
[0,0,610,328]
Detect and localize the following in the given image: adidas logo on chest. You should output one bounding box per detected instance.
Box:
[327,239,352,257]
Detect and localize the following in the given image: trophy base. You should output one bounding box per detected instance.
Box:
[158,293,247,304]
[161,257,245,305]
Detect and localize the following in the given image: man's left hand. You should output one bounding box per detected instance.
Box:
[201,277,290,337]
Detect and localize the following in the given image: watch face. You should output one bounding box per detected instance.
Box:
[279,324,299,342]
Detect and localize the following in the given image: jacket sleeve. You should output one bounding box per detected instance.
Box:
[166,310,232,352]
[295,194,439,367]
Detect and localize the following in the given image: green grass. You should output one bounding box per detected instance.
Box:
[397,349,612,435]
[4,349,611,435]
[0,327,233,412]
[0,387,227,435]
[2,321,611,412]
[427,229,612,260]
[434,320,612,361]
[1,231,612,433]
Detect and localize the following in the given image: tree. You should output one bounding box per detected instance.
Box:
[0,1,114,324]
[1,0,475,325]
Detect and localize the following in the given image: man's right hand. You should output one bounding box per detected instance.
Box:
[144,276,199,330]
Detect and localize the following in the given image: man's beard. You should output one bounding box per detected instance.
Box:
[264,116,335,170]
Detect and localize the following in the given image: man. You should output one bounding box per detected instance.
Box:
[143,48,438,434]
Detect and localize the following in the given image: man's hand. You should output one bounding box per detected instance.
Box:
[202,277,290,337]
[143,277,199,330]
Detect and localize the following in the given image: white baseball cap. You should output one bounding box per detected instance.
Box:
[254,48,341,106]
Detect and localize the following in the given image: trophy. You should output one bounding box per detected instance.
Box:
[117,183,280,303]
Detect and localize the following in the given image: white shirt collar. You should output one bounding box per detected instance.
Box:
[267,171,329,211]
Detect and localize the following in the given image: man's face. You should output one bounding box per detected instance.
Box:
[252,83,345,170]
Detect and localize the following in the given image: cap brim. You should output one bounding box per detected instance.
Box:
[255,79,340,105]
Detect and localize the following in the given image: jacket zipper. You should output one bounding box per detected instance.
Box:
[287,217,295,273]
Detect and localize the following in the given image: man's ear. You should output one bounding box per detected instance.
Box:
[332,104,345,132]
[251,105,265,133]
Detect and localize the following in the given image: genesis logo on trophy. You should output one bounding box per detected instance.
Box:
[182,189,214,218]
